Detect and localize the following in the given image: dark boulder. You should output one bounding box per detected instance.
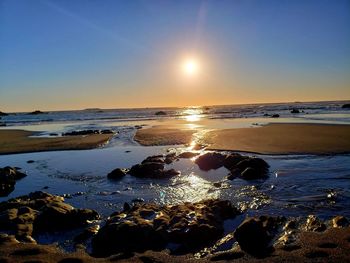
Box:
[128,161,179,179]
[234,218,272,257]
[223,153,247,170]
[290,108,300,114]
[28,110,46,115]
[195,152,226,171]
[0,167,27,197]
[271,114,280,118]
[342,103,350,109]
[155,111,166,116]
[107,168,127,180]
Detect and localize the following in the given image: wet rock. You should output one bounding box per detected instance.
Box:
[27,110,46,115]
[128,157,179,179]
[225,156,269,180]
[27,160,35,164]
[305,215,326,232]
[0,111,9,116]
[165,153,177,164]
[92,199,239,256]
[177,152,199,159]
[341,103,350,109]
[290,108,300,114]
[155,111,166,116]
[0,167,27,197]
[107,168,127,180]
[195,152,226,171]
[73,225,100,244]
[234,217,272,257]
[271,114,280,118]
[0,191,99,241]
[331,216,349,228]
[62,129,113,136]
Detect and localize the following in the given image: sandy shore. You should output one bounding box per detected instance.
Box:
[135,123,350,154]
[0,130,113,155]
[134,126,196,146]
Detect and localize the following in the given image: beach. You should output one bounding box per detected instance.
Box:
[1,101,350,262]
[135,123,350,154]
[0,130,113,155]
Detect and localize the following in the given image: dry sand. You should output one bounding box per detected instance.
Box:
[0,130,113,155]
[135,123,350,154]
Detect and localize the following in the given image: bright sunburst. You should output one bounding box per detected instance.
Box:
[182,58,199,76]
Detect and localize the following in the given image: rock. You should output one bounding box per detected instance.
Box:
[234,217,272,257]
[27,160,35,164]
[62,129,113,136]
[331,216,348,228]
[107,168,127,180]
[271,114,280,118]
[290,108,300,114]
[0,167,27,197]
[73,225,100,243]
[128,157,179,179]
[155,111,166,116]
[28,110,46,115]
[0,191,100,240]
[223,153,246,170]
[195,152,226,171]
[177,152,199,159]
[341,103,350,109]
[0,111,9,116]
[305,215,326,232]
[92,199,239,256]
[240,167,262,180]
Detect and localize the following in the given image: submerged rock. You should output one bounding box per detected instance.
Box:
[107,168,128,180]
[92,199,239,256]
[0,167,27,197]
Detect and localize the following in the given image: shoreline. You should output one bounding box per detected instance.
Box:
[0,129,113,155]
[135,123,350,155]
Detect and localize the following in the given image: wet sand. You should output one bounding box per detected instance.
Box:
[135,123,350,154]
[134,126,196,146]
[0,130,113,155]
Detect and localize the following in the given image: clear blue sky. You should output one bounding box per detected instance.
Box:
[1,0,349,111]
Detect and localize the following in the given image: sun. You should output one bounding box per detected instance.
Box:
[182,58,199,76]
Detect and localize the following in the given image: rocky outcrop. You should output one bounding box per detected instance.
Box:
[92,199,239,256]
[0,111,8,116]
[194,152,269,180]
[126,155,180,179]
[155,111,167,116]
[0,167,27,197]
[0,191,99,242]
[341,103,350,109]
[27,110,46,115]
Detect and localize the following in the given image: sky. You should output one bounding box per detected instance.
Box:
[0,0,349,112]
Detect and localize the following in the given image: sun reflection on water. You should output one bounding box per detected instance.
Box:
[182,107,203,122]
[154,172,220,204]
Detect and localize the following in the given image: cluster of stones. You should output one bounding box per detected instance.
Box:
[0,167,27,197]
[91,199,240,257]
[0,191,99,244]
[62,129,114,136]
[108,151,269,181]
[194,152,269,180]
